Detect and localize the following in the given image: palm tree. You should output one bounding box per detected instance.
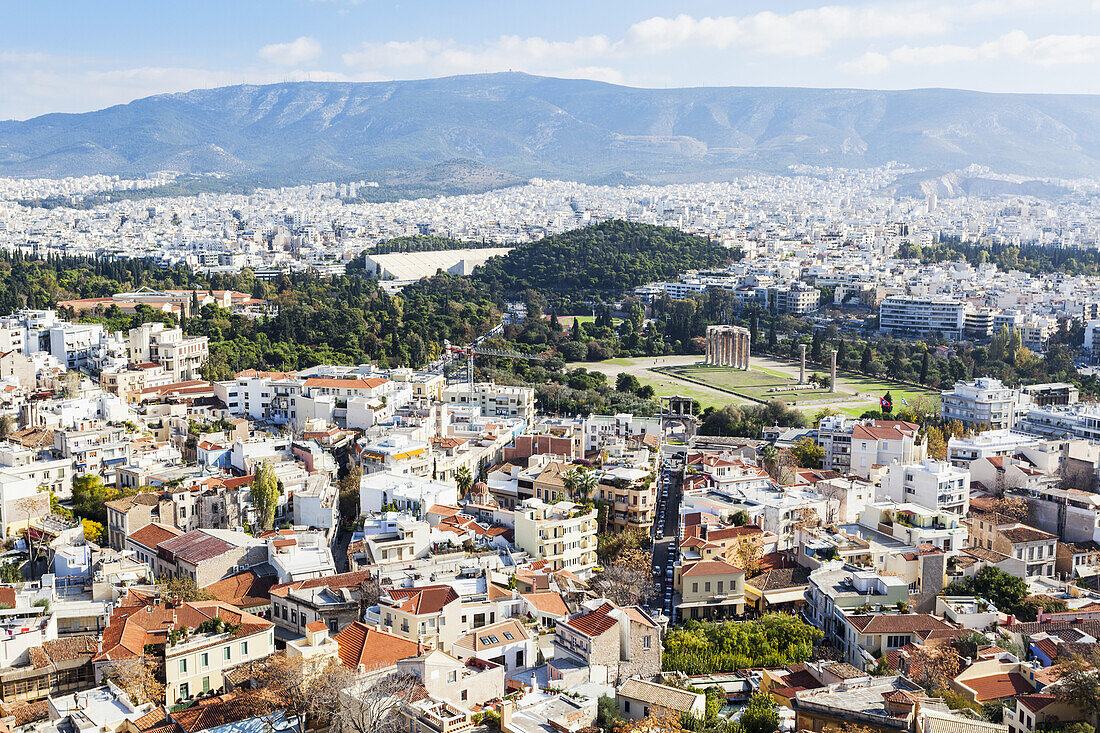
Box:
[561,468,580,501]
[455,466,473,497]
[574,470,598,503]
[759,444,779,480]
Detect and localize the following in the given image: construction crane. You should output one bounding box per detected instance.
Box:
[443,339,545,385]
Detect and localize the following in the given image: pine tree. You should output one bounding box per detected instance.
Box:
[860,344,873,373]
[920,352,931,384]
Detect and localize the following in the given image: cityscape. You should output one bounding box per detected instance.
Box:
[4,5,1100,733]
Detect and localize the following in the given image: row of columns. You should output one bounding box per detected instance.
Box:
[704,325,751,370]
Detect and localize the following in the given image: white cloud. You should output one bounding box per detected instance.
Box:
[624,6,947,57]
[839,51,891,75]
[845,30,1100,73]
[342,34,614,78]
[258,36,323,66]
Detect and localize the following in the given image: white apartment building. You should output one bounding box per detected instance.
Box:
[128,323,209,382]
[442,382,535,424]
[940,377,1022,430]
[49,322,105,370]
[513,498,597,576]
[947,429,1041,468]
[1017,403,1100,441]
[0,443,73,499]
[878,460,970,515]
[582,413,662,452]
[359,471,458,517]
[878,296,965,340]
[849,420,925,478]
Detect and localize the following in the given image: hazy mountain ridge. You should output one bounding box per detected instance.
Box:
[3,73,1100,182]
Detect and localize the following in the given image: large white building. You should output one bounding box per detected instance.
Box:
[878,296,966,340]
[513,498,597,576]
[128,323,209,382]
[878,460,970,515]
[358,471,458,517]
[442,382,535,424]
[940,377,1022,430]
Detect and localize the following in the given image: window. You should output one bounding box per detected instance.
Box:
[624,702,631,713]
[460,690,468,701]
[223,647,231,661]
[240,641,249,656]
[448,671,457,683]
[202,677,211,693]
[643,636,651,650]
[179,683,190,699]
[179,659,188,674]
[200,652,209,669]
[692,583,698,593]
[886,635,909,648]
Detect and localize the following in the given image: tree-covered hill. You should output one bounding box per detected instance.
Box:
[474,220,736,296]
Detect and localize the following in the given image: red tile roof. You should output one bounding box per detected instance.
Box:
[963,672,1034,702]
[128,522,183,550]
[157,530,237,563]
[386,585,460,614]
[681,559,744,576]
[204,569,277,610]
[269,569,374,599]
[565,602,620,637]
[333,622,423,672]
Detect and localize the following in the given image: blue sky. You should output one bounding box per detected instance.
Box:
[3,0,1100,119]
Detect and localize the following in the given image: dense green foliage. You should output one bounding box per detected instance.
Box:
[946,563,1038,616]
[663,615,822,674]
[474,221,736,297]
[697,402,808,437]
[901,237,1100,277]
[359,235,508,256]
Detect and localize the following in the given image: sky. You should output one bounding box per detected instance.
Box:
[3,0,1100,120]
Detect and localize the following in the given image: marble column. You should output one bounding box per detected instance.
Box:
[799,344,807,384]
[830,349,838,393]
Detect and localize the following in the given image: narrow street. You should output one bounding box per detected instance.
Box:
[650,449,685,622]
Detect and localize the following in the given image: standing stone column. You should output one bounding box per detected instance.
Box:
[830,349,838,393]
[744,330,751,370]
[799,344,807,384]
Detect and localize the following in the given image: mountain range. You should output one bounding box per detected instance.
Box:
[3,72,1100,185]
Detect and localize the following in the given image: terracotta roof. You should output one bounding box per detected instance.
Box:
[96,596,272,663]
[204,569,277,609]
[1032,637,1059,660]
[565,602,619,637]
[617,678,702,713]
[386,585,460,614]
[522,591,569,617]
[333,622,423,672]
[962,672,1033,702]
[747,567,811,591]
[1002,526,1057,544]
[1016,693,1058,713]
[105,492,161,512]
[845,613,954,635]
[962,545,1010,563]
[128,522,184,550]
[171,692,276,733]
[26,636,98,668]
[681,559,744,577]
[305,620,327,633]
[0,700,48,726]
[269,569,374,599]
[158,530,237,563]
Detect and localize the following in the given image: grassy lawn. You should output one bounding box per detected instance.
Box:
[663,363,939,410]
[558,315,621,326]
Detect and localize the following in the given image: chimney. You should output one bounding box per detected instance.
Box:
[500,699,514,731]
